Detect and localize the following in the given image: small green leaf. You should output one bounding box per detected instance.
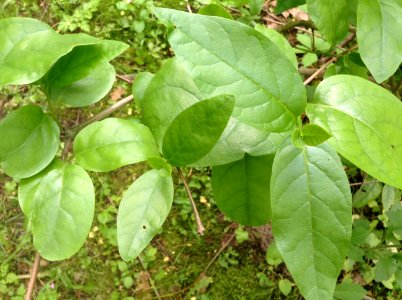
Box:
[132,72,154,108]
[117,169,174,261]
[375,254,398,282]
[198,4,233,19]
[271,142,352,300]
[0,105,59,178]
[212,154,274,226]
[302,53,318,67]
[306,0,348,45]
[21,161,95,261]
[386,208,402,237]
[296,124,331,147]
[275,0,306,14]
[382,185,401,212]
[334,282,366,300]
[254,24,298,69]
[266,240,283,266]
[352,178,382,208]
[306,75,402,190]
[278,279,293,296]
[357,0,402,82]
[74,118,160,172]
[162,95,235,166]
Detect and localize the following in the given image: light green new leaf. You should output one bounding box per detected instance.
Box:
[74,118,160,172]
[0,17,51,62]
[334,282,366,300]
[357,0,402,83]
[382,185,401,212]
[296,124,331,147]
[352,178,382,208]
[0,105,59,179]
[212,154,274,226]
[198,4,233,19]
[274,0,306,14]
[155,8,306,132]
[22,161,95,261]
[46,60,115,107]
[306,0,348,45]
[306,75,402,190]
[162,94,234,166]
[254,24,298,69]
[117,169,174,261]
[271,142,352,300]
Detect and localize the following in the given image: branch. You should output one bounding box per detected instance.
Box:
[277,20,316,33]
[24,252,41,300]
[138,255,162,300]
[177,168,205,235]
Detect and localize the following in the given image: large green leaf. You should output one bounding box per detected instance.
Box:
[154,8,306,132]
[306,75,402,189]
[73,118,160,172]
[271,142,352,300]
[19,161,95,261]
[0,17,51,62]
[212,154,274,226]
[357,0,402,82]
[162,94,235,166]
[306,0,348,46]
[274,0,306,14]
[117,169,174,261]
[0,105,59,178]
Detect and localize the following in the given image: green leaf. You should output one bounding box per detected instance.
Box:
[306,0,348,45]
[382,185,401,212]
[0,30,98,86]
[375,254,398,282]
[212,154,274,226]
[21,161,95,261]
[155,8,306,132]
[132,72,154,108]
[18,160,63,216]
[254,24,298,69]
[334,282,366,300]
[278,279,293,296]
[347,0,359,25]
[292,124,331,147]
[73,118,160,172]
[271,142,352,300]
[0,105,59,179]
[117,169,174,261]
[162,94,235,166]
[302,53,318,67]
[306,75,402,190]
[142,58,201,149]
[198,4,233,19]
[357,0,402,82]
[352,178,382,208]
[46,60,115,107]
[0,17,51,62]
[275,0,306,14]
[386,207,402,236]
[249,0,265,15]
[266,240,283,266]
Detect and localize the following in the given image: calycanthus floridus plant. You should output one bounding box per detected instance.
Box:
[1,1,402,299]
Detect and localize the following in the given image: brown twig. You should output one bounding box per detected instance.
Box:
[277,20,316,33]
[116,74,133,84]
[177,168,205,235]
[24,252,41,300]
[185,0,193,13]
[201,230,236,275]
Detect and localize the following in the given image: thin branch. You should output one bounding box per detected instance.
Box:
[138,256,162,300]
[177,168,205,235]
[349,180,378,187]
[185,0,193,13]
[277,20,316,33]
[201,230,236,275]
[25,252,41,300]
[116,74,133,84]
[303,58,336,85]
